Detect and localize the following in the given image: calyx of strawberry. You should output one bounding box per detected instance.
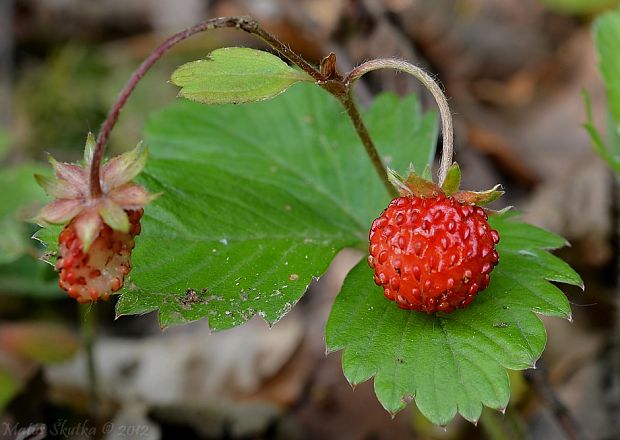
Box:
[387,162,505,209]
[35,133,158,251]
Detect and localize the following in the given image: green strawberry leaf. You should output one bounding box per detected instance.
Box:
[0,164,50,265]
[594,7,620,124]
[589,8,620,176]
[112,83,436,330]
[325,214,581,425]
[0,256,63,299]
[170,47,312,105]
[0,366,21,412]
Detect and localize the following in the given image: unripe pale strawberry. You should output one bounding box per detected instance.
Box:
[35,133,157,303]
[56,209,143,303]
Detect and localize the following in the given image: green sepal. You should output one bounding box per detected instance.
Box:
[102,141,148,190]
[34,174,79,199]
[420,163,433,181]
[388,167,441,198]
[454,184,504,206]
[84,132,96,167]
[47,154,86,189]
[441,162,461,196]
[99,199,130,233]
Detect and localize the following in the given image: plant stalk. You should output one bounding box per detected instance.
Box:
[79,304,99,415]
[345,59,454,186]
[339,91,399,198]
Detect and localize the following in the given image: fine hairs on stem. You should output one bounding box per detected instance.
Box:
[345,59,454,186]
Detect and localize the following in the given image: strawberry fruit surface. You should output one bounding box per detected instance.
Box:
[369,194,500,313]
[35,133,156,303]
[368,164,504,313]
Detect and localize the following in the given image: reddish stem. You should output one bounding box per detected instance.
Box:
[90,16,324,198]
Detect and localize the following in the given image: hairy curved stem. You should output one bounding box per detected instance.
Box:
[90,15,324,198]
[345,59,454,185]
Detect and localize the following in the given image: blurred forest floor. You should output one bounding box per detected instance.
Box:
[1,0,620,439]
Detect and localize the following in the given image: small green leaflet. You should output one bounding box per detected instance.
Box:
[326,213,581,425]
[114,83,436,330]
[170,47,312,105]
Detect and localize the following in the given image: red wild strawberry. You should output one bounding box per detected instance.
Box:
[35,133,158,303]
[368,164,503,313]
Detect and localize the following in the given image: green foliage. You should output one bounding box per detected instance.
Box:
[0,164,49,264]
[326,214,580,425]
[541,0,619,14]
[594,8,620,123]
[0,367,19,412]
[0,164,62,299]
[583,92,620,174]
[113,83,436,329]
[0,127,9,160]
[0,256,61,299]
[15,45,109,154]
[15,43,182,159]
[587,7,620,174]
[171,48,312,105]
